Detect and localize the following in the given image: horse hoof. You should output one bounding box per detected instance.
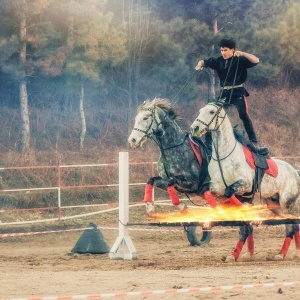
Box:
[145,202,155,213]
[241,251,255,260]
[293,250,300,260]
[224,255,236,263]
[176,203,188,213]
[273,253,285,261]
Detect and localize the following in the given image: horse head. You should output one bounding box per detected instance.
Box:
[191,101,227,137]
[128,98,179,148]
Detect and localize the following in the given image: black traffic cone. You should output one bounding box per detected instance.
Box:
[71,223,110,254]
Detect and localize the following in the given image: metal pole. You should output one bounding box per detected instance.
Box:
[128,218,300,229]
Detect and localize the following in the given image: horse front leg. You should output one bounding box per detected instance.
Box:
[224,179,248,206]
[166,178,187,212]
[201,183,242,210]
[144,177,187,213]
[143,177,161,213]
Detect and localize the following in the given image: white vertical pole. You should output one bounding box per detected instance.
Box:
[109,152,137,260]
[118,151,129,237]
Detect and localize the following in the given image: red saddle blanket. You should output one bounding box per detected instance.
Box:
[188,137,202,165]
[243,146,278,178]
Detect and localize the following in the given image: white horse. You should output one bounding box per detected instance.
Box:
[191,101,300,261]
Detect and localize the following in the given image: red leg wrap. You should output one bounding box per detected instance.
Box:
[221,199,231,208]
[294,232,300,250]
[203,190,217,208]
[233,240,244,260]
[247,234,254,254]
[144,183,153,203]
[167,186,180,206]
[280,237,292,256]
[228,195,243,207]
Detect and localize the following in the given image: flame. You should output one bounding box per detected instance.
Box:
[148,204,298,224]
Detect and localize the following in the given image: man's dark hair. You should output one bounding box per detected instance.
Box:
[220,39,236,49]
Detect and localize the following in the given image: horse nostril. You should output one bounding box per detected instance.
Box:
[192,126,199,133]
[131,138,136,143]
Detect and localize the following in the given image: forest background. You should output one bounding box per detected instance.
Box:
[0,0,299,168]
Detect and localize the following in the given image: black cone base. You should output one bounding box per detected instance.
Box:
[71,223,110,254]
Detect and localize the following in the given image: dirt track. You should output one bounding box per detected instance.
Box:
[0,204,300,300]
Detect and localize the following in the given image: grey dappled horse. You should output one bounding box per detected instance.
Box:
[191,101,300,261]
[128,98,211,245]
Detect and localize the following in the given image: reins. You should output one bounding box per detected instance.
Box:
[211,137,237,161]
[196,102,237,189]
[219,55,240,105]
[167,70,198,106]
[134,70,197,140]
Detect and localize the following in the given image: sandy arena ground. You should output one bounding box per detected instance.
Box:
[0,205,300,300]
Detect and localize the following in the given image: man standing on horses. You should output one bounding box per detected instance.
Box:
[195,39,266,154]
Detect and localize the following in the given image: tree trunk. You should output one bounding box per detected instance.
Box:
[63,16,75,112]
[79,80,86,151]
[125,0,150,139]
[207,17,218,102]
[19,80,30,151]
[19,3,30,151]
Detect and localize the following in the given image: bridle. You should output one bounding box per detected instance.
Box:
[133,105,163,137]
[195,102,227,132]
[132,102,187,180]
[133,103,186,152]
[195,102,238,188]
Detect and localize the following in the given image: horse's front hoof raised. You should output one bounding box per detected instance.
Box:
[145,202,155,213]
[176,202,188,214]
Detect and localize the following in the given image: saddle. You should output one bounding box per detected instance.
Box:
[243,146,278,177]
[243,146,278,197]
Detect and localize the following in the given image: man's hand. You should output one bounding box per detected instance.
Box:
[234,51,259,63]
[234,50,244,57]
[195,60,204,71]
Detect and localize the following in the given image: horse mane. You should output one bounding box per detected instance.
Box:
[138,98,181,120]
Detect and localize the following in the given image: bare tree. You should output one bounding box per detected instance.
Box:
[79,80,86,151]
[123,0,153,135]
[18,0,30,151]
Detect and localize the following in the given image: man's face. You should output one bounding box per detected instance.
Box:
[220,47,234,60]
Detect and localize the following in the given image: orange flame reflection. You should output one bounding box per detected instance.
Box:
[148,205,298,224]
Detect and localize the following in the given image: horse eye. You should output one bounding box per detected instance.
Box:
[143,117,148,121]
[209,110,215,114]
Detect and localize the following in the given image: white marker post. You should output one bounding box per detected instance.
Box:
[109,152,137,260]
